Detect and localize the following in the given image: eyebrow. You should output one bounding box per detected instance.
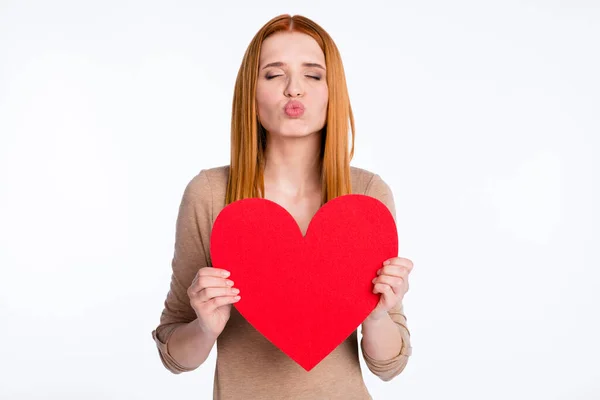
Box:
[261,61,326,70]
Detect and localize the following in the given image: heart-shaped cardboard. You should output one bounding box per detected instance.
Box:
[209,194,398,371]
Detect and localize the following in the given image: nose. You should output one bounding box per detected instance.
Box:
[284,75,304,98]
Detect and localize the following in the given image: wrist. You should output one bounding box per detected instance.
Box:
[192,318,219,341]
[366,309,388,322]
[363,310,390,331]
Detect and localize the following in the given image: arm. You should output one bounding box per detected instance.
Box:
[151,170,215,373]
[362,309,403,361]
[360,173,413,381]
[164,318,218,371]
[361,302,412,381]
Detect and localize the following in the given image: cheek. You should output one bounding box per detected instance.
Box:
[255,92,272,122]
[256,87,277,113]
[316,88,329,120]
[318,86,329,110]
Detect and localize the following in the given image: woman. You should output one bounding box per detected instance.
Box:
[152,14,414,399]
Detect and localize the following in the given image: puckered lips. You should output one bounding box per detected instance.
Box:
[284,100,305,117]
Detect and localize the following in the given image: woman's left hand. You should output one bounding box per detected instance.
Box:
[368,257,414,320]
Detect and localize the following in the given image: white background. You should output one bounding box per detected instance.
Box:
[1,1,599,399]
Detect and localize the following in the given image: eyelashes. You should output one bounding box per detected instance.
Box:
[265,74,322,81]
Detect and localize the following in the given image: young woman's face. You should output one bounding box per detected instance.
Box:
[256,31,328,139]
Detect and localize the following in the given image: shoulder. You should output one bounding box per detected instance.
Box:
[182,165,229,224]
[350,165,396,220]
[350,166,391,196]
[185,165,229,195]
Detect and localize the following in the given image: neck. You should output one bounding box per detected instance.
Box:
[263,132,322,198]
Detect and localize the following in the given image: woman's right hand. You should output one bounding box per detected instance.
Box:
[187,267,241,338]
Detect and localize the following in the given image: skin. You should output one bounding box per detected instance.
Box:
[258,31,329,233]
[168,31,414,370]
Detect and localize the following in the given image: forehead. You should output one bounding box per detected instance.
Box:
[259,31,325,64]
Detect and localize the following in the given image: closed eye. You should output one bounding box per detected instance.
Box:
[265,75,322,80]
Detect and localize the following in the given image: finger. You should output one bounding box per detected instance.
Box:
[196,287,240,303]
[188,276,234,296]
[373,282,388,294]
[373,283,395,304]
[373,283,402,310]
[383,257,414,271]
[373,275,405,288]
[196,276,234,290]
[198,267,231,278]
[373,276,406,298]
[378,265,410,278]
[205,294,241,311]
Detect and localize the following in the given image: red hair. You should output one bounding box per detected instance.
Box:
[226,14,355,205]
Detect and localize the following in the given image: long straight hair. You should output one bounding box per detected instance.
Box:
[226,14,355,205]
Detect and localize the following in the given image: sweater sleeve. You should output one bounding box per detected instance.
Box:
[360,173,413,381]
[151,170,214,374]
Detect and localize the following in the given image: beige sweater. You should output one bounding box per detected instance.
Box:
[152,165,412,400]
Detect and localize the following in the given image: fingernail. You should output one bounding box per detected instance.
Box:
[232,288,240,294]
[372,278,377,283]
[226,280,234,286]
[234,295,241,301]
[383,260,391,265]
[222,271,230,277]
[377,269,381,275]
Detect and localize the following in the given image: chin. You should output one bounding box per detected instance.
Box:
[273,130,320,139]
[270,124,324,138]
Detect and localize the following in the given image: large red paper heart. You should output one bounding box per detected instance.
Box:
[209,194,398,371]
